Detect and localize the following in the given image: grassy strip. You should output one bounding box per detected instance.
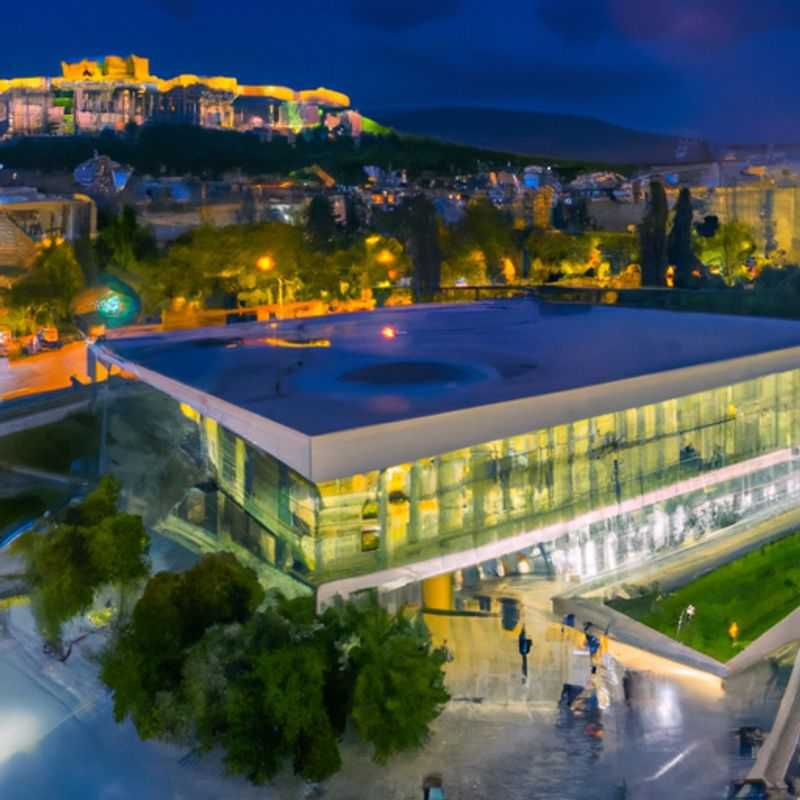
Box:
[0,488,65,532]
[0,412,99,473]
[609,531,800,662]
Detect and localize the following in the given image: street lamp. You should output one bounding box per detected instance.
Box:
[256,255,284,312]
[256,254,275,272]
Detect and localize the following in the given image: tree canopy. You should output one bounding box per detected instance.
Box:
[12,476,149,655]
[440,198,517,285]
[0,124,598,183]
[667,187,696,288]
[695,221,756,286]
[9,240,84,324]
[100,552,263,738]
[639,180,668,286]
[100,575,449,784]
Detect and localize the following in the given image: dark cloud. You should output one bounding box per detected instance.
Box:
[538,0,800,47]
[348,0,462,31]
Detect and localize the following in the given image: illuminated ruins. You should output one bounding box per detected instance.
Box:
[0,55,361,138]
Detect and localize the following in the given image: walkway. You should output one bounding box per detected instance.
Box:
[747,647,800,791]
[0,342,105,401]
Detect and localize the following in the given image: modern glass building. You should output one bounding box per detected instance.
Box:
[92,300,800,601]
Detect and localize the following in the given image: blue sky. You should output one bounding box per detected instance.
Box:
[2,0,797,142]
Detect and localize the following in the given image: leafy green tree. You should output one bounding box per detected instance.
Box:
[593,232,639,274]
[526,231,592,271]
[639,180,669,286]
[10,240,84,324]
[668,187,696,288]
[696,221,755,285]
[65,473,121,526]
[100,553,264,738]
[12,476,148,657]
[96,206,157,273]
[385,195,442,298]
[440,199,517,285]
[134,222,308,311]
[101,578,449,785]
[221,615,342,783]
[344,601,449,762]
[305,195,339,251]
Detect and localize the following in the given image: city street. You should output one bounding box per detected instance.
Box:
[0,343,101,401]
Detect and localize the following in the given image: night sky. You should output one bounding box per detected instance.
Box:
[3,0,798,143]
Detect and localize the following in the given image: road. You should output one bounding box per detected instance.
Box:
[0,343,104,401]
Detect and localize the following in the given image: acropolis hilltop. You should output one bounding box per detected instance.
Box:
[0,54,361,138]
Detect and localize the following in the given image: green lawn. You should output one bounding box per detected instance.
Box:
[608,532,800,662]
[0,488,65,532]
[0,413,99,473]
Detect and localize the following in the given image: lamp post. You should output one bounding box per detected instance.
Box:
[257,254,284,314]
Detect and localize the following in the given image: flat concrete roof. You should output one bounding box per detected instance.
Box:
[95,299,800,481]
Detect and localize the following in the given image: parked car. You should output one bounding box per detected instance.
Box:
[22,328,62,356]
[37,327,62,350]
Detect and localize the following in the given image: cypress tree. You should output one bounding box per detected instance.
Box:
[639,180,668,286]
[668,187,695,288]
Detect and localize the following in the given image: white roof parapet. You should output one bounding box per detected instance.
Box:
[94,337,800,484]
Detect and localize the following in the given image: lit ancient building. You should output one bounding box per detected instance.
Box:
[0,55,356,138]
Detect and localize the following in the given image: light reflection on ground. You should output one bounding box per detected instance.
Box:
[0,710,40,765]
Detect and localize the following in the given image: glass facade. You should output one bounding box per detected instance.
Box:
[188,366,800,585]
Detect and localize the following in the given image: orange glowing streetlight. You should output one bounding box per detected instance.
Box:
[376,248,396,266]
[257,255,275,272]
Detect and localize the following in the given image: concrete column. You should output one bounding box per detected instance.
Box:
[422,573,453,611]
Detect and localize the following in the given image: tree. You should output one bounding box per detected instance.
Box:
[12,476,149,657]
[101,577,449,785]
[526,231,592,268]
[696,221,755,286]
[594,232,639,275]
[133,222,309,311]
[344,601,449,763]
[668,187,695,288]
[221,613,342,783]
[305,195,338,251]
[387,195,442,298]
[440,198,517,285]
[639,180,669,286]
[100,552,264,739]
[10,240,84,324]
[96,206,157,273]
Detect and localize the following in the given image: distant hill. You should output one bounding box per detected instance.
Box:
[373,107,713,166]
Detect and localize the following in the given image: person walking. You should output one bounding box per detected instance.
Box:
[518,626,533,682]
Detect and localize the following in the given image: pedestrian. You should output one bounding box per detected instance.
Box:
[518,626,532,682]
[622,669,633,707]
